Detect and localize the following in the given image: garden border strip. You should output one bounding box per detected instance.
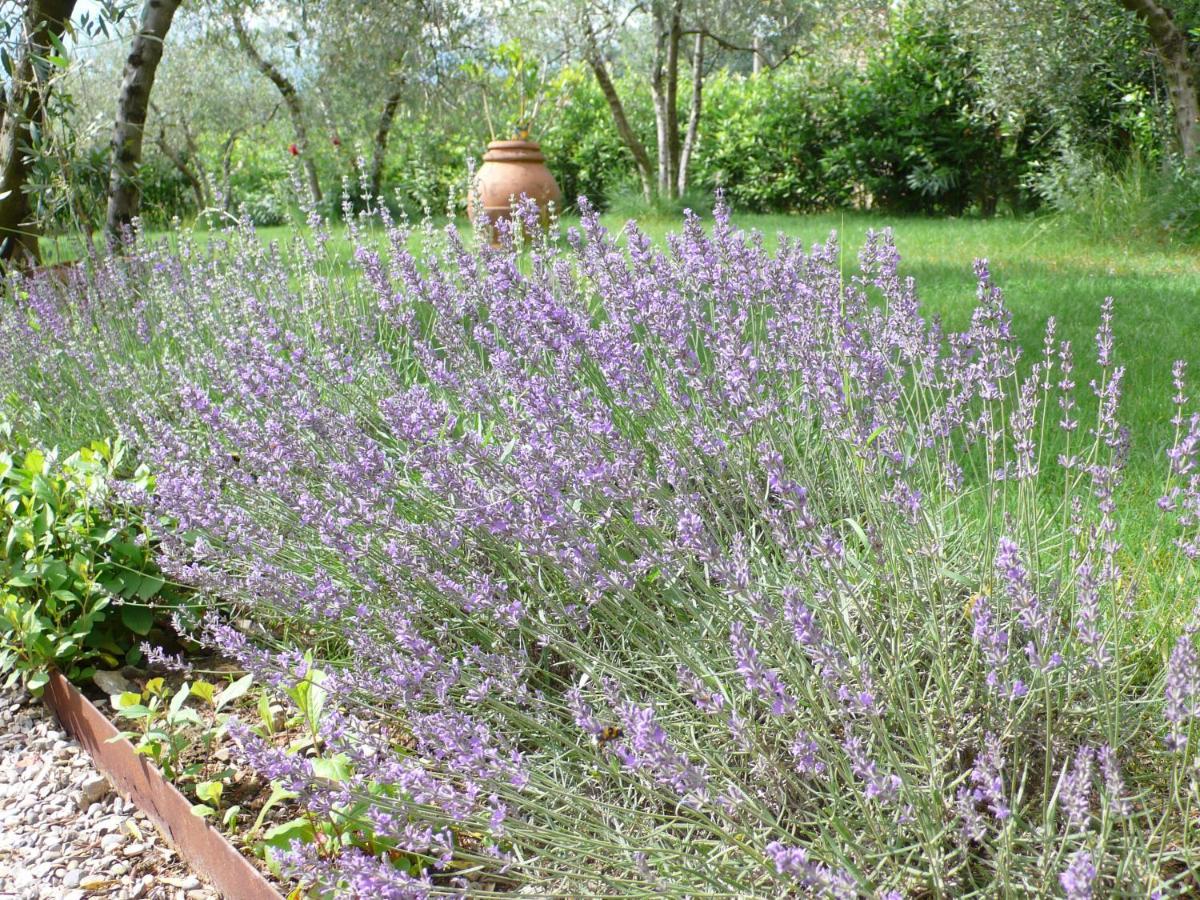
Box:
[42,669,283,900]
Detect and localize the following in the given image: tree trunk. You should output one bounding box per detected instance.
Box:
[585,49,654,202]
[1117,0,1200,161]
[155,125,208,212]
[218,103,278,213]
[232,11,323,202]
[0,0,78,268]
[106,0,182,246]
[220,132,239,213]
[649,0,684,199]
[752,35,764,75]
[677,33,704,196]
[180,121,210,206]
[649,3,670,198]
[665,0,682,198]
[368,83,404,201]
[650,87,670,198]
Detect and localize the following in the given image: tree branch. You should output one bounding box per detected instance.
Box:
[230,8,323,200]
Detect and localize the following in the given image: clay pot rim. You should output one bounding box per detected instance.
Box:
[486,139,542,150]
[483,139,546,163]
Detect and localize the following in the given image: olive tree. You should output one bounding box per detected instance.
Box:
[0,0,78,265]
[1117,0,1199,160]
[929,0,1199,163]
[216,0,470,207]
[571,0,882,200]
[106,0,183,243]
[146,32,282,214]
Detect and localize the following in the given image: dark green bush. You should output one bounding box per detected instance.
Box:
[0,418,188,691]
[826,11,1044,215]
[76,12,1144,225]
[236,184,291,227]
[540,66,646,210]
[690,65,853,213]
[385,119,476,217]
[1033,149,1200,245]
[536,20,1052,217]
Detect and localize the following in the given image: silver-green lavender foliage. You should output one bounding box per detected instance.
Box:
[3,199,1200,898]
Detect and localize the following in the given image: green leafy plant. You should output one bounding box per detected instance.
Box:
[113,672,252,797]
[235,655,424,878]
[462,39,549,142]
[111,676,201,780]
[826,9,1045,216]
[0,418,188,691]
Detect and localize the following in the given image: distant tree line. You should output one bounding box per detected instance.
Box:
[0,0,1196,266]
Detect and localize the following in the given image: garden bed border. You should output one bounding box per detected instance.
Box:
[42,669,282,900]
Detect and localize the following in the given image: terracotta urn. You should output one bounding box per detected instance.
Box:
[468,140,562,242]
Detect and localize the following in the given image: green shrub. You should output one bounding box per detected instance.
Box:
[1031,147,1200,245]
[386,120,476,217]
[826,10,1044,216]
[236,184,291,227]
[691,65,853,213]
[0,418,187,691]
[540,65,653,210]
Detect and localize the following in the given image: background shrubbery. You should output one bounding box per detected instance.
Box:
[53,3,1198,243]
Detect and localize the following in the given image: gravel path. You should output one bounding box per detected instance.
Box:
[0,683,220,900]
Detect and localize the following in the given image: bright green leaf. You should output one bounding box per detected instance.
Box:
[214,673,253,711]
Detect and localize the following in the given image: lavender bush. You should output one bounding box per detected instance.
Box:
[3,199,1200,897]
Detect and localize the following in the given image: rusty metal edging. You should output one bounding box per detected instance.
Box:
[43,669,283,900]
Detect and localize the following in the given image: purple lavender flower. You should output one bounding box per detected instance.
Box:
[1072,559,1110,668]
[970,733,1010,822]
[1059,746,1094,829]
[7,193,1190,896]
[729,621,796,715]
[790,731,826,778]
[1095,297,1115,368]
[842,734,901,804]
[784,588,879,716]
[676,665,725,714]
[971,594,1011,695]
[955,784,986,844]
[1097,744,1131,816]
[764,841,857,898]
[614,700,710,807]
[1058,339,1079,433]
[1162,412,1200,560]
[1165,629,1200,751]
[1059,849,1096,900]
[567,688,605,738]
[995,537,1051,656]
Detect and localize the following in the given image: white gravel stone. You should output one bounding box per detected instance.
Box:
[0,682,222,899]
[79,772,112,805]
[100,832,127,853]
[91,670,134,696]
